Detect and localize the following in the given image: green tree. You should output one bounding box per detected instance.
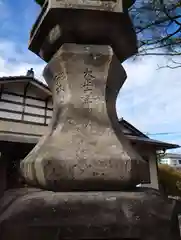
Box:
[35,0,45,7]
[130,0,181,68]
[156,150,166,163]
[158,164,181,197]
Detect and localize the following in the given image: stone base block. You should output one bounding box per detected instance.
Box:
[0,188,180,239]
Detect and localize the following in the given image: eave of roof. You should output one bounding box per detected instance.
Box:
[119,118,180,150]
[119,118,149,138]
[127,135,180,150]
[164,153,181,158]
[0,76,52,96]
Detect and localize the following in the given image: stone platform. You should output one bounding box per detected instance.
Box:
[0,187,180,240]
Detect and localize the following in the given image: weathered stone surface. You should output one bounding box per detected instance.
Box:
[20,44,149,191]
[29,3,138,62]
[0,187,180,240]
[43,0,135,13]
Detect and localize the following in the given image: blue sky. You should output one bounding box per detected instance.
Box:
[0,0,44,74]
[1,0,181,152]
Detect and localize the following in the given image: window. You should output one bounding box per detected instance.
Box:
[171,160,177,165]
[160,158,169,164]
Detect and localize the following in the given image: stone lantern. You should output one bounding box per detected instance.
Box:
[21,0,149,191]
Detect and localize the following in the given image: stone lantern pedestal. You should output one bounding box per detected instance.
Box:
[20,44,149,191]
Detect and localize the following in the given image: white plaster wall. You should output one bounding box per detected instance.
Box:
[0,82,53,143]
[134,144,159,189]
[47,109,52,117]
[1,93,23,103]
[25,106,45,116]
[23,115,45,124]
[142,152,159,189]
[0,102,23,112]
[0,91,53,124]
[26,97,45,107]
[0,120,48,136]
[0,111,22,120]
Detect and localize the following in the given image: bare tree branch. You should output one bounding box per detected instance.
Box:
[136,15,181,34]
[159,0,181,26]
[157,64,181,69]
[130,0,181,67]
[138,52,181,56]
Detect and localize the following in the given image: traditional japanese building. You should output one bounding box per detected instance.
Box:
[0,69,53,190]
[0,70,179,192]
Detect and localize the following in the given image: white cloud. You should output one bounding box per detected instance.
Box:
[116,54,181,149]
[0,40,46,83]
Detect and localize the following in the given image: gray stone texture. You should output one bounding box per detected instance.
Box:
[49,0,124,12]
[40,0,135,12]
[20,44,149,191]
[0,187,180,240]
[29,2,138,62]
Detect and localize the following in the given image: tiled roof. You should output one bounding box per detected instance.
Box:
[127,135,180,150]
[119,118,149,138]
[0,75,51,95]
[119,118,180,150]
